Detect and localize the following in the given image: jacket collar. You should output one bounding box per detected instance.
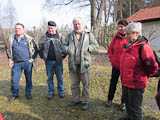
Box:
[123,35,149,49]
[116,32,127,39]
[45,31,59,39]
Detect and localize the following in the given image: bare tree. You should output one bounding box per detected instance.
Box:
[39,17,48,33]
[119,0,123,19]
[43,0,106,39]
[116,0,145,20]
[146,0,160,7]
[112,0,118,22]
[90,0,105,38]
[4,0,17,33]
[129,0,132,17]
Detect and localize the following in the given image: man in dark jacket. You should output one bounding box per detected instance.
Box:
[39,21,65,99]
[106,19,128,110]
[6,23,38,102]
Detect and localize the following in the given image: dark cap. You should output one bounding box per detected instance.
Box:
[117,19,128,26]
[48,21,56,26]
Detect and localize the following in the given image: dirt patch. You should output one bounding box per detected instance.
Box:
[91,53,110,66]
[0,49,8,65]
[143,97,159,111]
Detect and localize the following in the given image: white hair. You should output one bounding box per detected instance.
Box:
[72,17,83,24]
[125,22,142,35]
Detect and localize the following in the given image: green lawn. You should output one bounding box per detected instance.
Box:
[0,57,159,120]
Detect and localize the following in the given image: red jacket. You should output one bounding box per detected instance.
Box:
[108,32,127,70]
[0,112,3,120]
[120,36,158,89]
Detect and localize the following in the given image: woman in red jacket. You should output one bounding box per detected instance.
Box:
[119,22,158,120]
[106,19,128,111]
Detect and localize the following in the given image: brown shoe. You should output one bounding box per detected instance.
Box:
[59,93,65,98]
[106,100,112,107]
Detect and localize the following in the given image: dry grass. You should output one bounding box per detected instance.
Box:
[0,50,159,120]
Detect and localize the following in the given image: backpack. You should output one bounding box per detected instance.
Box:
[139,44,160,77]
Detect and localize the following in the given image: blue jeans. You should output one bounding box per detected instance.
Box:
[45,60,64,95]
[11,61,33,96]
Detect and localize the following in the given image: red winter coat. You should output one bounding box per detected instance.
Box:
[108,32,127,70]
[0,112,3,120]
[120,36,158,89]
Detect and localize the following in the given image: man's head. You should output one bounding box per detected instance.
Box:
[15,23,25,37]
[117,19,128,35]
[73,17,83,33]
[48,21,57,35]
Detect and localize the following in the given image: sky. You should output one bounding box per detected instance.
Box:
[1,0,91,29]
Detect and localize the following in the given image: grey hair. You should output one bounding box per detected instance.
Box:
[72,17,83,24]
[125,22,142,35]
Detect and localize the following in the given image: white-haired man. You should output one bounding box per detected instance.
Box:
[63,17,99,110]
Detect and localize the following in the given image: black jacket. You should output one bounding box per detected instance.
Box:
[38,32,66,63]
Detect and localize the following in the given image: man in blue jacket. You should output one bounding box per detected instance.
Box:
[6,23,37,102]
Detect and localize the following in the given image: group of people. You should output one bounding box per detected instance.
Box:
[6,17,99,111]
[5,17,159,120]
[106,19,158,120]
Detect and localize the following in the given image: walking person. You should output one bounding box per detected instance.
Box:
[38,21,66,99]
[63,17,99,110]
[119,22,158,120]
[6,23,38,102]
[106,19,128,110]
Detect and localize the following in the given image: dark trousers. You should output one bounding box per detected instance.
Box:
[107,67,124,103]
[123,86,144,120]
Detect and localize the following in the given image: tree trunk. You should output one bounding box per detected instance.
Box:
[90,0,105,40]
[120,0,123,19]
[129,0,132,17]
[113,0,118,22]
[90,0,96,34]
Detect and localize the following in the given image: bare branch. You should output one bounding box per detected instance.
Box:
[149,25,156,40]
[43,0,75,9]
[54,0,74,6]
[73,4,90,8]
[97,0,105,20]
[96,0,100,9]
[104,0,113,24]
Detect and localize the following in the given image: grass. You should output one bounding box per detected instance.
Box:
[0,55,159,120]
[98,46,106,50]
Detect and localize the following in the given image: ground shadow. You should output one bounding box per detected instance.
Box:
[143,116,158,120]
[0,80,159,120]
[1,111,40,120]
